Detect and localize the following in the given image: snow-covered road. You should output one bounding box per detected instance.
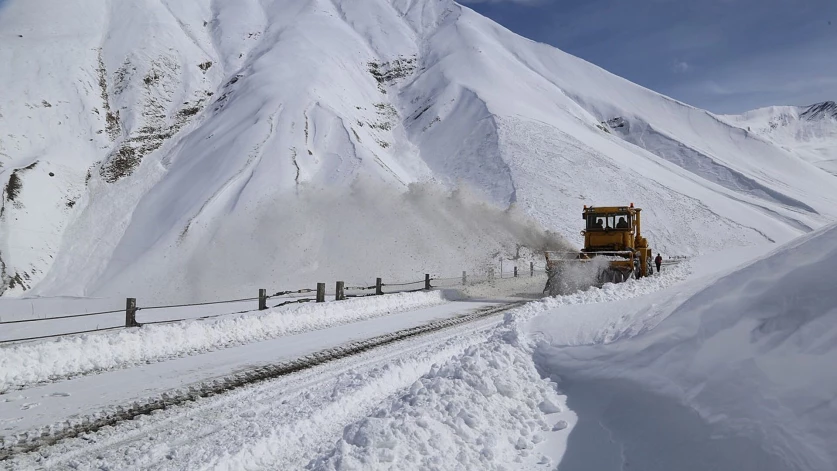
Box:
[0,291,452,392]
[1,298,504,439]
[3,302,526,469]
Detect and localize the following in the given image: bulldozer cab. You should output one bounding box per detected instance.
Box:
[582,205,641,253]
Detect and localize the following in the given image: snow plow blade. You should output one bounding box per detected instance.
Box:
[543,252,635,296]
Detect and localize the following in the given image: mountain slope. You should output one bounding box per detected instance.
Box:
[1,0,836,301]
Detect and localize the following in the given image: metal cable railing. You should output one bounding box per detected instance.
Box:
[0,308,124,325]
[0,264,557,345]
[0,326,124,345]
[138,297,260,311]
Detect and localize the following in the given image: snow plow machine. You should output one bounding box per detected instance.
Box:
[544,204,653,296]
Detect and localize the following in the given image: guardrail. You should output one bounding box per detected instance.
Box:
[0,267,545,345]
[0,255,686,345]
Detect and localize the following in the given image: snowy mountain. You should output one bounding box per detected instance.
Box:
[722,101,837,176]
[1,0,836,301]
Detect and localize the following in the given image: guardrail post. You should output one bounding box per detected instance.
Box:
[258,289,267,310]
[336,281,345,301]
[125,298,138,328]
[462,271,467,285]
[530,262,534,276]
[316,283,325,302]
[514,266,518,278]
[376,277,383,295]
[424,274,431,290]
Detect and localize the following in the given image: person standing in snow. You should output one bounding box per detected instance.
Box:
[655,253,662,273]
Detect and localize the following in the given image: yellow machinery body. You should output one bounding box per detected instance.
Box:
[545,204,653,294]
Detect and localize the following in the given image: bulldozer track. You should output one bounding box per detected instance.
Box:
[0,301,525,461]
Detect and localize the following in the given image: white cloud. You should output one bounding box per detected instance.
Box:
[672,60,691,73]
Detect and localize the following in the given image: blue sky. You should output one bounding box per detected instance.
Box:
[461,0,837,113]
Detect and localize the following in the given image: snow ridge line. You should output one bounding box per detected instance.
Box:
[0,301,524,461]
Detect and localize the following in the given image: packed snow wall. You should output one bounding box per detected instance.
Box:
[533,222,837,470]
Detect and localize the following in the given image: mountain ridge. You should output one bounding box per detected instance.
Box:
[801,101,837,121]
[721,99,837,176]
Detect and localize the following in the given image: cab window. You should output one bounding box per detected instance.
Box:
[614,214,631,229]
[586,215,607,230]
[586,213,631,230]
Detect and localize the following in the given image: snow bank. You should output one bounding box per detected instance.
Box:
[310,336,572,470]
[532,223,837,470]
[203,327,504,471]
[0,291,445,392]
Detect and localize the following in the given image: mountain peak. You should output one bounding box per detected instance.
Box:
[801,101,837,121]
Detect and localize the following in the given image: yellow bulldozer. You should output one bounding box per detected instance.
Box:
[544,204,653,295]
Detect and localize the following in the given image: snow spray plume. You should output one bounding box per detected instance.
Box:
[544,257,611,296]
[134,179,572,303]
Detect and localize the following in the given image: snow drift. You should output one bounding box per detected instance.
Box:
[532,223,837,471]
[310,339,570,471]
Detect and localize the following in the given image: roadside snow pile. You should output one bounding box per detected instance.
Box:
[310,334,572,470]
[533,223,837,471]
[205,327,503,471]
[0,291,445,392]
[506,260,690,324]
